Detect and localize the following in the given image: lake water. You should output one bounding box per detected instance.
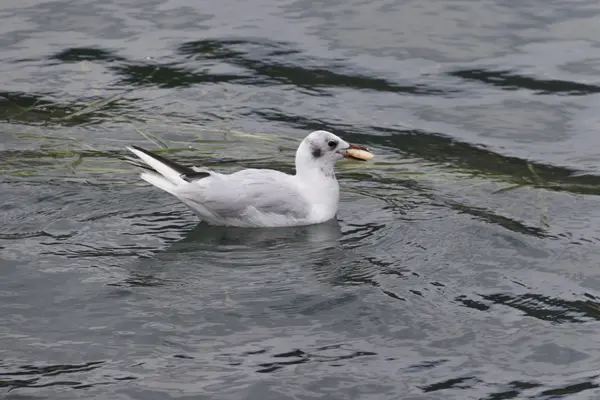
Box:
[2,0,600,399]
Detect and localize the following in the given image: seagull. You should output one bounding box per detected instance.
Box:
[126,130,374,228]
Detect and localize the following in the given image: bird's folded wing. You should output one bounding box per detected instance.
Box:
[177,171,311,220]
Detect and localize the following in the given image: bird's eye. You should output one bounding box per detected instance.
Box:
[328,140,338,148]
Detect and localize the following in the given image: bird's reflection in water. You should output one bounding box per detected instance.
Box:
[112,219,345,288]
[165,218,343,252]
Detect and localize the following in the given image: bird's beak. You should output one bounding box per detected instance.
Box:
[341,143,374,161]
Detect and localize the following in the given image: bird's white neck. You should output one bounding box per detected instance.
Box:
[294,160,340,223]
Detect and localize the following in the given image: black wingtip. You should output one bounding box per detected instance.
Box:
[128,145,192,176]
[128,145,211,182]
[181,171,211,182]
[128,145,157,159]
[129,145,145,152]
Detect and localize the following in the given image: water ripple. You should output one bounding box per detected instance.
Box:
[0,361,117,392]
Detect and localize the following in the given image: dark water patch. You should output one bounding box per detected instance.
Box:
[111,63,245,89]
[406,359,449,372]
[537,379,599,398]
[416,375,599,399]
[455,295,491,311]
[0,92,69,126]
[380,289,406,301]
[450,69,600,96]
[421,376,480,393]
[177,39,451,96]
[49,47,126,64]
[178,38,302,61]
[0,361,106,392]
[0,230,74,241]
[480,293,600,323]
[256,351,307,373]
[173,354,194,360]
[1,92,54,114]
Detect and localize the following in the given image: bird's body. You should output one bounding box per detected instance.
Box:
[127,130,372,228]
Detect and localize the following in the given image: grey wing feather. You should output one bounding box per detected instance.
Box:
[177,169,310,219]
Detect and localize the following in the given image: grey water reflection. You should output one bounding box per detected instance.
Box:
[113,220,345,289]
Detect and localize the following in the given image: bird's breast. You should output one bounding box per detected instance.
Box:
[301,180,339,223]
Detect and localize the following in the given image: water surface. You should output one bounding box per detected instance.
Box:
[2,0,600,399]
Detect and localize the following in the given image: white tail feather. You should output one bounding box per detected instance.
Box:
[127,146,186,185]
[140,172,179,195]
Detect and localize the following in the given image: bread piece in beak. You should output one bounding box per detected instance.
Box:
[343,143,374,161]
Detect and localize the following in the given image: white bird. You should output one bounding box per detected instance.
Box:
[126,130,374,228]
